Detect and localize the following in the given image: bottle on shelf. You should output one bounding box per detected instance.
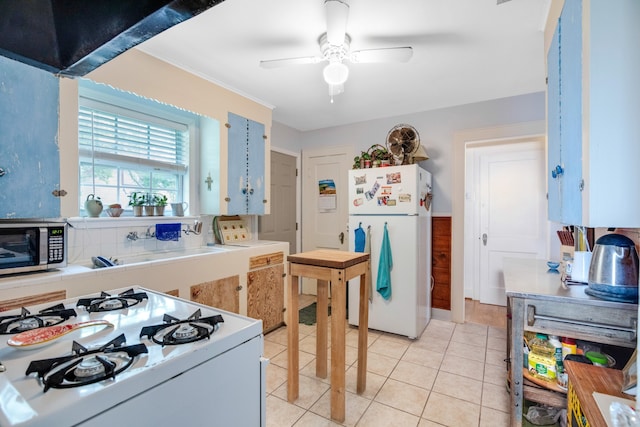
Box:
[549,335,563,372]
[562,337,577,359]
[528,333,557,381]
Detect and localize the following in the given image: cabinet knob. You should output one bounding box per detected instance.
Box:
[0,167,5,177]
[51,189,67,197]
[551,165,564,179]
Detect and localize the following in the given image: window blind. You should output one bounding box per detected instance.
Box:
[78,106,188,173]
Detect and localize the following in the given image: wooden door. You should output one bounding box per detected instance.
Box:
[259,151,297,253]
[478,140,546,306]
[301,146,352,294]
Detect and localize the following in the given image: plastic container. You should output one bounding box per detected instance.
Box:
[528,333,557,380]
[529,334,554,355]
[585,351,608,367]
[562,337,577,359]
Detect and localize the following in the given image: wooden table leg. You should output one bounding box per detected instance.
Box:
[356,266,369,394]
[316,279,328,379]
[330,268,346,422]
[287,273,299,402]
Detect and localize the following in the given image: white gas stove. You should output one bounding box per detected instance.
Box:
[0,287,266,426]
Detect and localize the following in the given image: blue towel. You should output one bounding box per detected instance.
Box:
[354,225,365,252]
[376,223,392,300]
[156,223,181,241]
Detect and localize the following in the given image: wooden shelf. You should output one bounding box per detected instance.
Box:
[508,369,567,408]
[523,368,567,394]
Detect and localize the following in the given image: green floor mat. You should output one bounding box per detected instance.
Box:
[298,302,331,325]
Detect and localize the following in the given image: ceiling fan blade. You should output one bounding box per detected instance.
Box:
[349,47,413,64]
[325,0,349,46]
[259,56,324,69]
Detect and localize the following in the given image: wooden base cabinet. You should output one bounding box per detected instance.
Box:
[191,275,241,314]
[247,252,285,333]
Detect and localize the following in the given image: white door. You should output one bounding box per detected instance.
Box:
[259,150,298,253]
[476,140,546,306]
[301,146,353,294]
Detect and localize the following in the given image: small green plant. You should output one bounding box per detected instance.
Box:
[153,194,168,206]
[128,192,146,207]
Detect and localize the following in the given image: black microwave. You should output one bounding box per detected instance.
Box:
[0,220,67,276]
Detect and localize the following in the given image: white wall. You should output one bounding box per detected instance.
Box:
[269,91,546,322]
[280,92,546,215]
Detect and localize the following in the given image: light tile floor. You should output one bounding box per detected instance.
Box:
[264,299,510,426]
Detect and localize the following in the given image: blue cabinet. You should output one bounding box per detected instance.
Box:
[0,57,61,219]
[226,112,266,215]
[546,0,640,227]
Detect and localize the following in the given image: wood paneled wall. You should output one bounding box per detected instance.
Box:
[432,216,451,310]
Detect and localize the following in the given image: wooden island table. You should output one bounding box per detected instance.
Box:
[286,249,370,422]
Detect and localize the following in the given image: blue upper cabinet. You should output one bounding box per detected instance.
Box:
[0,57,61,219]
[547,23,562,222]
[226,112,267,215]
[546,0,640,227]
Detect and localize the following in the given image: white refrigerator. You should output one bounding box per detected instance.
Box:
[347,164,432,339]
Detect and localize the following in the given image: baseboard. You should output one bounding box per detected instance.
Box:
[431,308,452,322]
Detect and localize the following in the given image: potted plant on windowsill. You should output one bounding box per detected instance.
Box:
[128,192,146,217]
[153,194,168,216]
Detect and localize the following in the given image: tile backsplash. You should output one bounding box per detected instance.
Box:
[66,216,210,265]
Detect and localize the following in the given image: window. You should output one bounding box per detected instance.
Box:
[78,84,195,215]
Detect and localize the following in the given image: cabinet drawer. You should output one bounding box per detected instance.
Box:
[524,298,637,348]
[0,290,66,312]
[249,252,283,270]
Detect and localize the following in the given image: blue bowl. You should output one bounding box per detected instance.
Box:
[547,261,560,270]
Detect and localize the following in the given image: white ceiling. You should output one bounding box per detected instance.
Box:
[137,0,550,132]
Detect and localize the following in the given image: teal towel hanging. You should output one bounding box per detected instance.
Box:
[376,222,392,300]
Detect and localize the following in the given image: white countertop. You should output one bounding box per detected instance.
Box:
[0,241,285,294]
[503,258,637,310]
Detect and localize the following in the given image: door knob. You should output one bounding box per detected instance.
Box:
[339,232,345,244]
[482,233,488,246]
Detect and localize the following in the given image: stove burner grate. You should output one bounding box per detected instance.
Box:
[76,288,148,312]
[26,334,148,392]
[0,304,77,335]
[139,309,224,346]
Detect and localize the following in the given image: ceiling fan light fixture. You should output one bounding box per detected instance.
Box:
[323,61,349,85]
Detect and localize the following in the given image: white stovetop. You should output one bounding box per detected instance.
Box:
[0,286,262,427]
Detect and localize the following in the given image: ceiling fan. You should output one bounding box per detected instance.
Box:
[259,0,413,102]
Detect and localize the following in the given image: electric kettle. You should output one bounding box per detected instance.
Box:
[586,234,639,302]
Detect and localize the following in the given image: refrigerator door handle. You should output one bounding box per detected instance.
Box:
[339,231,345,244]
